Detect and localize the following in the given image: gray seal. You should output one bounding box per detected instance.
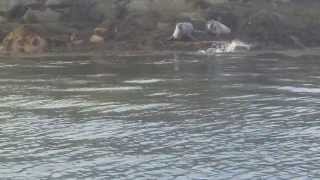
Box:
[169,22,196,41]
[206,20,231,36]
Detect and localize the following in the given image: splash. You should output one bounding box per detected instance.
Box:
[198,40,251,55]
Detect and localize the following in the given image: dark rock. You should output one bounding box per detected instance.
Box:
[6,0,45,20]
[242,10,291,45]
[6,4,28,20]
[45,0,73,9]
[0,16,7,24]
[113,12,159,41]
[53,0,104,23]
[23,8,61,23]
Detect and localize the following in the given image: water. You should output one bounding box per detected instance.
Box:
[0,51,320,179]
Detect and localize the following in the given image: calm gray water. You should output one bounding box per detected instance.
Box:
[0,51,320,179]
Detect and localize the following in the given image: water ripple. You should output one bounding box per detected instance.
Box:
[53,87,143,92]
[1,53,320,179]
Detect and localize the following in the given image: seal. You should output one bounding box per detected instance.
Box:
[169,22,196,41]
[206,20,231,36]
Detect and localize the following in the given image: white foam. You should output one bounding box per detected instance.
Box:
[268,86,320,94]
[124,79,165,84]
[106,103,171,113]
[198,40,251,55]
[53,86,142,92]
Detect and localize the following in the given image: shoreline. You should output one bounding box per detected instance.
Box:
[1,47,319,61]
[1,1,320,55]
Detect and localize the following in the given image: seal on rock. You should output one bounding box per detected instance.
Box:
[169,22,196,41]
[206,20,231,36]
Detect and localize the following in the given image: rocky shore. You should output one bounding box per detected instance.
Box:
[0,0,320,54]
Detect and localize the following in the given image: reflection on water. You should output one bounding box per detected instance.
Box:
[0,51,320,179]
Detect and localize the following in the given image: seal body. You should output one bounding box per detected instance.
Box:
[206,20,231,36]
[170,22,195,41]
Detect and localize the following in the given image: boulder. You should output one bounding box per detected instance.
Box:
[1,25,48,54]
[45,0,73,9]
[69,32,84,46]
[23,8,61,23]
[8,0,43,9]
[90,34,104,44]
[49,0,104,22]
[94,27,108,36]
[157,22,171,32]
[89,27,108,44]
[242,11,291,44]
[6,0,45,20]
[0,16,7,24]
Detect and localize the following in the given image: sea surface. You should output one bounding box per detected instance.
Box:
[0,50,320,179]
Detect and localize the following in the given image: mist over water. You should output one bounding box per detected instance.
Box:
[0,51,320,179]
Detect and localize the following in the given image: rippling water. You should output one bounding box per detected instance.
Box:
[0,51,320,179]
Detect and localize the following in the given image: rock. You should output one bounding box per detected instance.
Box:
[50,0,104,22]
[0,45,5,54]
[206,20,231,36]
[242,11,292,45]
[92,19,117,39]
[169,22,195,41]
[6,0,45,20]
[90,34,104,44]
[8,0,44,8]
[45,0,73,9]
[0,16,7,24]
[1,25,48,54]
[69,32,84,46]
[157,22,171,31]
[90,28,106,44]
[94,27,108,36]
[6,4,28,20]
[23,8,61,23]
